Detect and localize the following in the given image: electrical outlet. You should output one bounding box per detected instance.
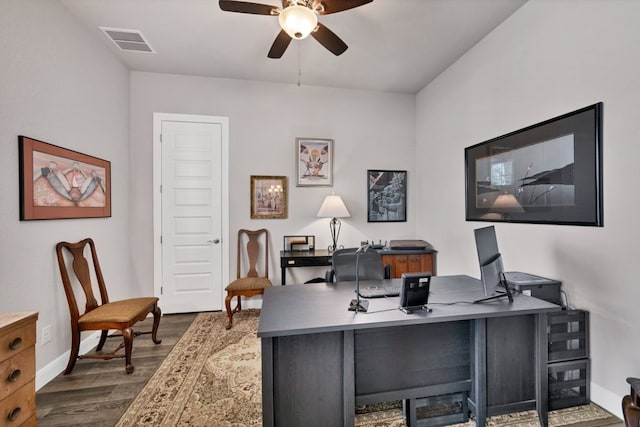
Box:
[42,325,52,344]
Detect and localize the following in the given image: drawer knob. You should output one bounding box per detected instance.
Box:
[7,407,21,421]
[9,337,22,350]
[7,369,21,382]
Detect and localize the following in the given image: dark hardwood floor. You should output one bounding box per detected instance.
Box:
[36,313,198,427]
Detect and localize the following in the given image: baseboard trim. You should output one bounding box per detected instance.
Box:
[36,331,101,391]
[591,382,624,420]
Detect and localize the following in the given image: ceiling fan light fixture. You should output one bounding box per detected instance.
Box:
[278,5,318,39]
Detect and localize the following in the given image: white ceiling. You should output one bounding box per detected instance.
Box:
[59,0,527,94]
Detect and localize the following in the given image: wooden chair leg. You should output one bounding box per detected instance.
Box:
[151,305,162,345]
[96,330,109,351]
[64,328,81,375]
[122,327,134,374]
[225,293,234,330]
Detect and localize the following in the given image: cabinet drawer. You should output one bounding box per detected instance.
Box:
[0,349,35,401]
[282,257,332,267]
[0,380,36,426]
[0,321,36,364]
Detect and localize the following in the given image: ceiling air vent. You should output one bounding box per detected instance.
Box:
[100,27,155,53]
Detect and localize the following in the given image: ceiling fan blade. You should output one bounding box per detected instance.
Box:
[311,23,348,56]
[219,0,278,15]
[314,0,373,15]
[268,30,292,58]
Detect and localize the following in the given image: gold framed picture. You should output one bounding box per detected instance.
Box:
[250,175,288,219]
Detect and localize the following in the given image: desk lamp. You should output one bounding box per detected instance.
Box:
[317,194,350,252]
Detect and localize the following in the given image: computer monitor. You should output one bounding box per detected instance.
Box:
[479,253,504,296]
[474,226,502,296]
[474,226,513,303]
[474,225,500,267]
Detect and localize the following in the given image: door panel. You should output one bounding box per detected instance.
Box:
[154,115,228,314]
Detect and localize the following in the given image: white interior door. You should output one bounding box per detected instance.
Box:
[153,113,229,314]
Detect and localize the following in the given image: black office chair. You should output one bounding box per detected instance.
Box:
[325,247,391,282]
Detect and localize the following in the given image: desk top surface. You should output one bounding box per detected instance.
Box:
[258,275,561,338]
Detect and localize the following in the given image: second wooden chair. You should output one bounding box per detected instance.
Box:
[224,229,272,329]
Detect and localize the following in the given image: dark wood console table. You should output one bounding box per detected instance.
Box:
[258,275,561,427]
[279,250,332,285]
[280,247,438,285]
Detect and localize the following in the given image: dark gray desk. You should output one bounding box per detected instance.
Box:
[258,275,562,427]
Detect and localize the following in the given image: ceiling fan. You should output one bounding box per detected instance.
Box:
[219,0,373,58]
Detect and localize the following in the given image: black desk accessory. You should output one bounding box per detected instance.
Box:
[399,272,431,314]
[348,244,370,312]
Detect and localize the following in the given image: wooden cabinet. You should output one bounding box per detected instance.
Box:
[381,251,436,278]
[0,312,38,427]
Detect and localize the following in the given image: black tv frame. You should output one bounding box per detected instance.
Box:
[465,103,603,226]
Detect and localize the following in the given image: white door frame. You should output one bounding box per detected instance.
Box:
[152,112,229,309]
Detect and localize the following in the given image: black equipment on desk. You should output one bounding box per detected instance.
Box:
[348,244,371,312]
[474,225,562,305]
[399,272,431,313]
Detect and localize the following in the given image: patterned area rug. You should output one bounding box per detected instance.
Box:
[117,310,621,427]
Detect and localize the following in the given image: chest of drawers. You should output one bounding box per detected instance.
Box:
[0,312,38,427]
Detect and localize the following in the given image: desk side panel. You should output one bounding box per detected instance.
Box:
[273,331,349,427]
[486,315,536,410]
[355,321,470,398]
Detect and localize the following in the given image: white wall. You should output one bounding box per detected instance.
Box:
[130,72,416,287]
[0,1,130,375]
[415,0,640,416]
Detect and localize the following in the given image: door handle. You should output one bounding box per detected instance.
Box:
[208,239,221,244]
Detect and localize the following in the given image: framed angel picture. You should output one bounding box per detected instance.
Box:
[19,135,111,220]
[296,137,333,187]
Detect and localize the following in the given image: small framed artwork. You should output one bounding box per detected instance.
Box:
[296,137,333,187]
[465,102,603,226]
[19,135,111,220]
[250,175,288,219]
[367,170,407,222]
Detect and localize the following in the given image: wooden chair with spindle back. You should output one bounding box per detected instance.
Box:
[224,229,272,329]
[55,238,162,374]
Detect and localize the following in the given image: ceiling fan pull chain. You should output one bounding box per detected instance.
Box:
[297,43,302,87]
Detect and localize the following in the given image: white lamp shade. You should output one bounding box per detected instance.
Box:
[278,5,318,39]
[317,194,350,218]
[492,194,525,212]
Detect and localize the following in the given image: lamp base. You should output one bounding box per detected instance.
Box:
[348,299,369,312]
[329,217,341,253]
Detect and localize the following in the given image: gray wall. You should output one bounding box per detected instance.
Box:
[130,72,417,287]
[0,1,130,374]
[415,0,640,415]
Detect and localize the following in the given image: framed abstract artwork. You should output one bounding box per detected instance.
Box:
[19,136,111,220]
[296,137,333,187]
[367,170,407,222]
[250,175,288,219]
[465,103,603,226]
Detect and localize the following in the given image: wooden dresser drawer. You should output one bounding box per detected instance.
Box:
[0,312,38,427]
[0,380,36,426]
[0,349,35,401]
[0,316,37,363]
